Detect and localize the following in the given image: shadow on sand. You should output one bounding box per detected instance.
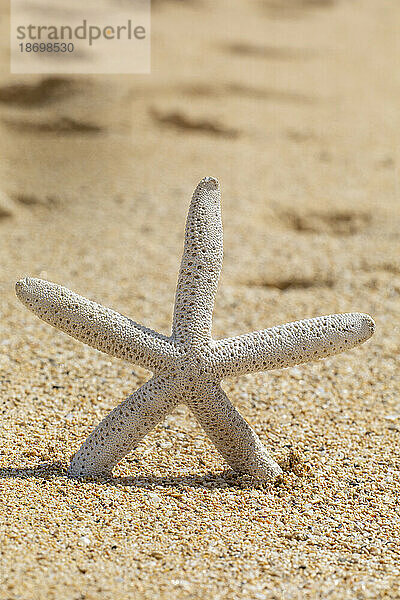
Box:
[0,461,278,490]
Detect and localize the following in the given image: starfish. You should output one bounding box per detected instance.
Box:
[15,177,375,481]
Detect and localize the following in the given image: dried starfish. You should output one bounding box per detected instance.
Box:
[16,177,375,481]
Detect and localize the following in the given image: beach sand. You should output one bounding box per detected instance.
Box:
[0,0,399,598]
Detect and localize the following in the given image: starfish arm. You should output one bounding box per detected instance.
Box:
[69,374,179,477]
[187,383,282,481]
[15,278,178,371]
[172,177,223,345]
[211,312,375,378]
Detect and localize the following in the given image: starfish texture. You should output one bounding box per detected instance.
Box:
[16,177,375,481]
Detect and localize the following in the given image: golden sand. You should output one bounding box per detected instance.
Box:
[0,0,399,598]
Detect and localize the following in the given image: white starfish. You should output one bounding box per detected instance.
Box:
[15,177,375,481]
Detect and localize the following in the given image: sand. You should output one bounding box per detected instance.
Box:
[0,0,399,598]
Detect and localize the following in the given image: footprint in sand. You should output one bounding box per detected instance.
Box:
[225,42,316,60]
[150,107,239,138]
[2,116,103,134]
[280,208,372,236]
[0,192,59,224]
[0,192,16,219]
[0,77,77,107]
[245,274,335,291]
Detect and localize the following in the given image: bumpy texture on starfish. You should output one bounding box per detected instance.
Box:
[16,177,375,481]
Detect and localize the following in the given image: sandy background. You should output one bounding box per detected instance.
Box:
[0,0,399,598]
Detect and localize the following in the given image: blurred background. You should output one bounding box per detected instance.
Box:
[0,0,398,377]
[0,3,399,597]
[1,1,399,310]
